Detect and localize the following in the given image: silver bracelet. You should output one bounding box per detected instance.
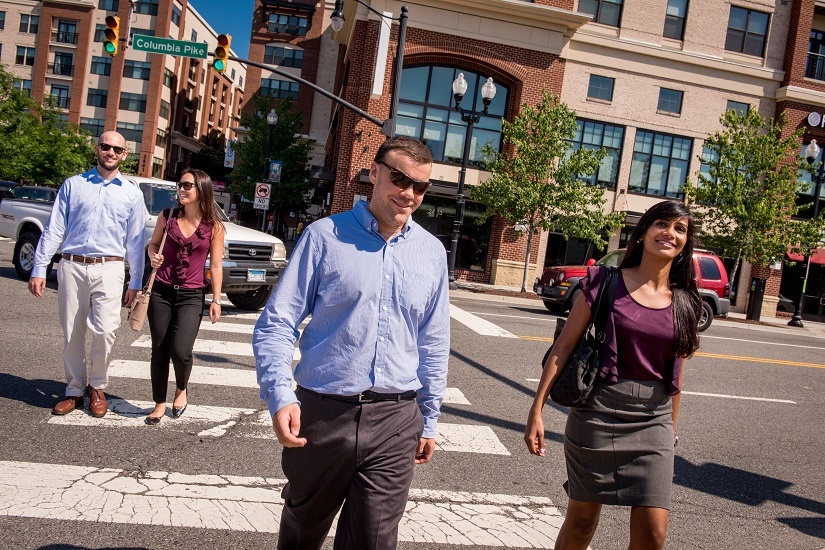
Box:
[211,299,222,306]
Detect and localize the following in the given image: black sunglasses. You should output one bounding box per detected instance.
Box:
[99,143,126,155]
[377,160,431,195]
[177,180,198,190]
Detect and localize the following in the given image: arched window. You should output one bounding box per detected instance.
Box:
[396,65,509,169]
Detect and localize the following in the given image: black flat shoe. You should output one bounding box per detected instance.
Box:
[145,415,162,425]
[171,404,187,418]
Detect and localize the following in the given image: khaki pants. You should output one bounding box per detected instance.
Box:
[57,259,125,397]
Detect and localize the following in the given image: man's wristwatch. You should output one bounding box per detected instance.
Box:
[211,299,222,306]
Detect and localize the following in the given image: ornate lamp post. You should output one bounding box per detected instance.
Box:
[789,139,824,328]
[447,73,496,286]
[262,108,278,232]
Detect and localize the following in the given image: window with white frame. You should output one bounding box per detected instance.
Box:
[628,130,692,198]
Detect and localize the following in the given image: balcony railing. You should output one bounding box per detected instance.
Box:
[49,63,74,77]
[52,31,79,44]
[806,51,825,81]
[49,95,71,109]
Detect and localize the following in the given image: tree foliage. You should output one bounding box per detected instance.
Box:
[230,95,313,219]
[683,109,825,284]
[0,64,94,186]
[471,88,624,291]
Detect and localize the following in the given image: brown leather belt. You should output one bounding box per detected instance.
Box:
[61,253,124,264]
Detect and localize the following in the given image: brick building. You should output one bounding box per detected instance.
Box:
[1,0,245,189]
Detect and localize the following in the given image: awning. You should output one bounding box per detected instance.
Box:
[786,247,825,265]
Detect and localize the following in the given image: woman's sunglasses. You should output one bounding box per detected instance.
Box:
[99,143,126,155]
[377,160,431,195]
[177,180,198,190]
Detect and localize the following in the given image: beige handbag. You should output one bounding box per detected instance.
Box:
[128,211,171,331]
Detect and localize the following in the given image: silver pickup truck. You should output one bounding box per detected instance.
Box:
[0,176,287,310]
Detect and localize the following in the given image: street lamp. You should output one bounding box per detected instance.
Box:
[262,108,278,232]
[788,139,824,327]
[447,73,496,286]
[330,0,408,136]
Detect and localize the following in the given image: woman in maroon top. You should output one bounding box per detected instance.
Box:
[525,200,702,549]
[144,169,225,424]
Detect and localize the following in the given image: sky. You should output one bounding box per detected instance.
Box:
[189,0,254,59]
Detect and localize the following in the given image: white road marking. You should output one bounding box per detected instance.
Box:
[436,423,511,455]
[109,360,258,387]
[525,379,797,404]
[198,321,255,334]
[0,460,565,548]
[701,335,825,351]
[445,387,470,405]
[47,399,256,427]
[207,309,263,320]
[131,334,301,361]
[468,311,556,322]
[450,304,518,338]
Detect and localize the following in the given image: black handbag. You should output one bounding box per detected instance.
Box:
[544,266,619,407]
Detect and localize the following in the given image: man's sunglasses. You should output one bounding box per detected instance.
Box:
[99,143,126,155]
[177,180,198,190]
[377,160,431,195]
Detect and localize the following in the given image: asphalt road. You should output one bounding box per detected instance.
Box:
[0,237,823,549]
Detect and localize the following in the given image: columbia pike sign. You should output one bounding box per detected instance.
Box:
[132,35,207,59]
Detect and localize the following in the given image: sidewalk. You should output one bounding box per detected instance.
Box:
[451,280,825,339]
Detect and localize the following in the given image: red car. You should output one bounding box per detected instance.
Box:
[533,249,730,331]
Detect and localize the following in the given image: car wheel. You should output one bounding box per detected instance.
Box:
[227,285,274,311]
[543,300,568,314]
[13,232,50,281]
[698,301,714,332]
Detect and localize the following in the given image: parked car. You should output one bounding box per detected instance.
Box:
[776,293,794,313]
[533,248,731,331]
[11,186,58,203]
[0,180,20,202]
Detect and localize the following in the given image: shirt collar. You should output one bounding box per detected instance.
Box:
[86,166,125,186]
[353,200,416,240]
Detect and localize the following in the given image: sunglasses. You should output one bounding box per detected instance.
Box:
[99,143,126,155]
[377,160,431,195]
[177,180,198,190]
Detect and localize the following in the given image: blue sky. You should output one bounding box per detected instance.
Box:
[190,0,254,59]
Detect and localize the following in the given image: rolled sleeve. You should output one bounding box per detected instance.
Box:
[125,191,146,290]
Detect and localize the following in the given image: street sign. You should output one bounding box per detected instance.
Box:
[132,34,208,59]
[254,183,271,211]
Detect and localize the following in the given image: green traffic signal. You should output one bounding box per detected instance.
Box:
[213,59,225,72]
[104,42,116,54]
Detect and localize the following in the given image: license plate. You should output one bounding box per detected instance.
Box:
[247,269,266,282]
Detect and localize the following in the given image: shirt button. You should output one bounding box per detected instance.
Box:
[376,368,382,373]
[379,336,384,342]
[382,305,387,311]
[385,274,390,280]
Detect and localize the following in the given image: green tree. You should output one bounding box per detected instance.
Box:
[471,89,624,291]
[0,64,94,186]
[230,96,312,224]
[684,109,825,287]
[191,130,231,182]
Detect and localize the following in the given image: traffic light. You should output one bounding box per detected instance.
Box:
[213,34,231,74]
[103,16,120,56]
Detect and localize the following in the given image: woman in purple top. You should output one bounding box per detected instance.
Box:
[525,200,702,549]
[144,169,225,425]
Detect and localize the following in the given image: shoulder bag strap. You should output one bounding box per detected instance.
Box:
[593,266,619,342]
[582,266,614,334]
[143,208,172,293]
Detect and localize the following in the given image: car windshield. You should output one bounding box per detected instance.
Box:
[596,250,624,267]
[13,187,55,202]
[139,182,230,221]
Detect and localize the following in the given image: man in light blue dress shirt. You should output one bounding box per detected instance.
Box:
[29,131,145,417]
[254,136,450,549]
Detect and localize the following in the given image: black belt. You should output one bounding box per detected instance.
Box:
[299,386,417,403]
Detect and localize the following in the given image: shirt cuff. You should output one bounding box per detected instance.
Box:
[265,385,300,417]
[31,267,47,279]
[422,417,438,439]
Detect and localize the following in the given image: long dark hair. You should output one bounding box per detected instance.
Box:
[619,200,701,357]
[177,168,225,230]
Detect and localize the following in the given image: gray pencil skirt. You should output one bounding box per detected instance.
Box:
[563,377,675,510]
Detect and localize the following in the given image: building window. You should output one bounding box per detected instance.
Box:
[231,68,236,80]
[152,157,163,178]
[191,29,197,42]
[0,11,6,30]
[164,68,174,87]
[568,119,625,189]
[50,85,70,109]
[397,65,509,168]
[725,6,769,57]
[131,27,153,40]
[99,0,119,10]
[657,88,683,115]
[91,56,112,76]
[19,14,39,34]
[124,60,152,80]
[120,92,148,112]
[52,52,74,76]
[797,144,825,219]
[156,129,167,148]
[87,88,108,108]
[663,0,687,40]
[134,0,159,16]
[159,99,170,119]
[260,78,299,99]
[268,14,308,36]
[171,4,181,26]
[587,75,614,102]
[117,121,144,142]
[13,78,32,97]
[16,46,35,66]
[629,130,692,198]
[94,24,106,42]
[726,100,749,115]
[698,145,718,186]
[264,45,304,68]
[806,30,825,81]
[80,117,105,137]
[578,0,622,27]
[239,75,243,88]
[413,195,491,271]
[55,20,79,45]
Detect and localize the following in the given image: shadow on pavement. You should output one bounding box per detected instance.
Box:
[0,372,126,413]
[38,546,149,550]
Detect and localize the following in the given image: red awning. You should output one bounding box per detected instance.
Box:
[787,247,825,265]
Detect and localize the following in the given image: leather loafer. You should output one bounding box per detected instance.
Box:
[171,403,187,418]
[52,396,84,415]
[87,386,108,418]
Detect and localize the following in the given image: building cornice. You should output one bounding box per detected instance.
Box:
[775,85,825,109]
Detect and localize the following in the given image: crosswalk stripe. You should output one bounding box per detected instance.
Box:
[0,460,562,547]
[450,304,518,338]
[47,398,256,427]
[435,423,511,455]
[130,334,301,361]
[110,360,258,387]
